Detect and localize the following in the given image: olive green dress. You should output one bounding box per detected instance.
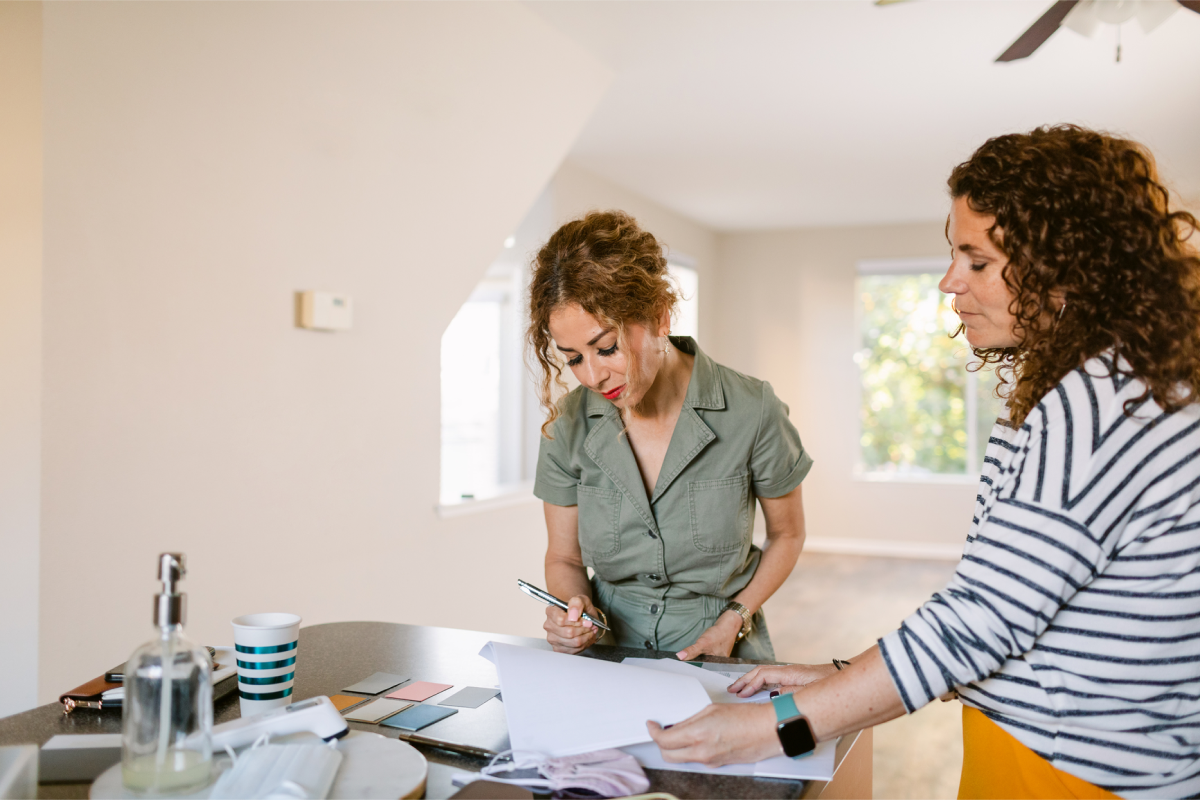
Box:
[534,337,812,660]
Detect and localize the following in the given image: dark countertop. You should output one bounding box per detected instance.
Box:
[0,621,853,799]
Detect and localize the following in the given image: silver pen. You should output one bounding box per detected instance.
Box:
[517,579,611,631]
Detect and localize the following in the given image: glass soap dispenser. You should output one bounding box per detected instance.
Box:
[122,553,213,793]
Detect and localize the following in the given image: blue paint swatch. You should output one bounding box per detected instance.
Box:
[379,703,458,731]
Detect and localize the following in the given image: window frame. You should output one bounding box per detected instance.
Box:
[853,257,994,484]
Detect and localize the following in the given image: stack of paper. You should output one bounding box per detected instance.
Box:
[479,642,710,756]
[620,657,772,704]
[480,643,836,781]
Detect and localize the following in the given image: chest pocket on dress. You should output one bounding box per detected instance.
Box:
[688,474,751,554]
[577,484,623,559]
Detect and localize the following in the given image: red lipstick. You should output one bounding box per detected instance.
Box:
[603,385,625,401]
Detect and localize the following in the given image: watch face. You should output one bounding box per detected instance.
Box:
[777,716,817,758]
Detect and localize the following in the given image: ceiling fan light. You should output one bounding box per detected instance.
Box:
[1063,0,1102,36]
[1135,0,1181,32]
[1092,0,1141,23]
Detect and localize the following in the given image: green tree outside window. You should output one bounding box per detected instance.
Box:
[856,273,1006,477]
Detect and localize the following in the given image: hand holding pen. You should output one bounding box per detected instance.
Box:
[518,579,610,655]
[545,595,604,654]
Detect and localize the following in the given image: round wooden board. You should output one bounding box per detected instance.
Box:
[91,731,427,799]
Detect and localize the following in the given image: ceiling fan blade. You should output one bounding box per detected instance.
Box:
[1178,0,1200,14]
[996,0,1080,62]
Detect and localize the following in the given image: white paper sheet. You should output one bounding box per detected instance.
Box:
[620,658,772,704]
[617,657,836,780]
[479,642,712,757]
[481,644,837,781]
[621,739,838,781]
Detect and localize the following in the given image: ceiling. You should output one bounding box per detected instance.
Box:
[525,1,1200,230]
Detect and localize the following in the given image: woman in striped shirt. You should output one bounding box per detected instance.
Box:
[648,125,1200,799]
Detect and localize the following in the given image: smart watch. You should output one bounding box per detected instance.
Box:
[771,693,817,758]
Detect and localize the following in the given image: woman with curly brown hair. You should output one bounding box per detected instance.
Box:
[528,210,812,662]
[650,125,1200,799]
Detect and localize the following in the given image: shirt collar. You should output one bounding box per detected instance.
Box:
[584,336,725,417]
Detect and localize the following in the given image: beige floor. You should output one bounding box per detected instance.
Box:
[763,551,964,799]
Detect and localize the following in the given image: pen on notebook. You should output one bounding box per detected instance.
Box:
[516,579,611,631]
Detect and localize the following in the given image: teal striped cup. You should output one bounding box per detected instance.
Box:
[231,613,301,716]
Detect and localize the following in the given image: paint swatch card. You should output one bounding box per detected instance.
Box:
[387,681,452,702]
[439,687,500,709]
[379,703,458,731]
[327,694,371,712]
[342,698,413,723]
[342,672,409,695]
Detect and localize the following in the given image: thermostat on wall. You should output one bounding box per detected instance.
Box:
[297,291,353,331]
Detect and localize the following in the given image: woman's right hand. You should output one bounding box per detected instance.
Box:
[544,595,602,654]
[727,662,839,698]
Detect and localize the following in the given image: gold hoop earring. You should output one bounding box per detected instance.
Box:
[951,299,959,314]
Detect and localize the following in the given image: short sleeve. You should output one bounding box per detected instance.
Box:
[533,416,581,507]
[751,381,813,498]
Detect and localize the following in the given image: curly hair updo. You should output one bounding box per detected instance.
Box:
[527,210,679,437]
[949,124,1200,426]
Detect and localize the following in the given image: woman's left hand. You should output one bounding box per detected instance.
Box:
[647,702,780,766]
[728,662,837,697]
[675,611,744,661]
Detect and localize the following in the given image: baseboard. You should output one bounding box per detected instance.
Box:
[803,536,963,561]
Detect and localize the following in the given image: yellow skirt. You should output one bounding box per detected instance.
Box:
[959,706,1120,800]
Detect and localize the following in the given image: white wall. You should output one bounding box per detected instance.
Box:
[0,1,43,717]
[714,224,977,553]
[35,1,609,705]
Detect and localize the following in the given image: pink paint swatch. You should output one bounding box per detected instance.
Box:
[387,681,453,702]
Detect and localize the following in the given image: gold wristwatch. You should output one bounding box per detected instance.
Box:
[724,601,754,642]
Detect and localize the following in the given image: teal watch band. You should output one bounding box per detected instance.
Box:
[772,692,817,758]
[772,692,800,722]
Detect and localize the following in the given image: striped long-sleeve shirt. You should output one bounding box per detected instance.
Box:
[879,354,1200,798]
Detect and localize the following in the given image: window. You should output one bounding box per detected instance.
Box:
[669,260,699,340]
[855,259,1006,479]
[439,189,553,507]
[440,294,505,504]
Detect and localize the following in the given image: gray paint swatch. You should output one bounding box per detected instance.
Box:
[439,686,500,709]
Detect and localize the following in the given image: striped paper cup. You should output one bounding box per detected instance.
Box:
[231,612,301,716]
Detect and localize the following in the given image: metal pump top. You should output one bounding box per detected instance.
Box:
[154,552,187,628]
